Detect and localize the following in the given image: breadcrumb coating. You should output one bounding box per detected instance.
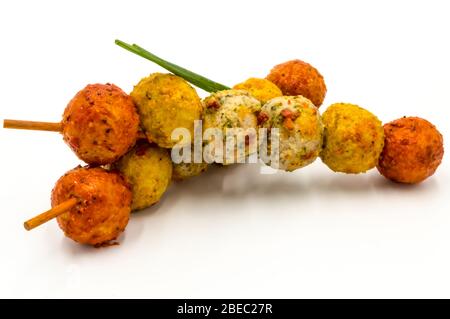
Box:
[267,59,326,107]
[52,167,132,246]
[377,117,444,184]
[115,142,172,211]
[131,73,203,148]
[203,90,261,164]
[320,103,384,174]
[62,83,139,165]
[259,96,323,171]
[233,78,282,104]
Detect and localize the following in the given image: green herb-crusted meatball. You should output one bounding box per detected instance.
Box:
[259,96,323,171]
[203,90,261,164]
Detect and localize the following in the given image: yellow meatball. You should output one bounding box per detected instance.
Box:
[320,103,384,173]
[171,144,208,181]
[131,73,203,148]
[233,78,282,104]
[115,142,173,211]
[259,96,323,171]
[173,161,208,181]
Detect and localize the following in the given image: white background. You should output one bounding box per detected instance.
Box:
[0,0,449,298]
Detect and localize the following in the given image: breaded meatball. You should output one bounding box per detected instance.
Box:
[131,73,203,148]
[173,162,208,181]
[51,166,132,246]
[377,117,444,184]
[62,83,140,165]
[233,78,282,104]
[267,59,327,107]
[203,90,261,164]
[172,145,209,181]
[320,103,384,174]
[259,96,323,171]
[115,141,172,211]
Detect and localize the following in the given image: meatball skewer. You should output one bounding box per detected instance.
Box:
[115,41,325,172]
[3,119,145,140]
[24,198,77,231]
[4,119,63,132]
[23,166,132,246]
[3,83,141,165]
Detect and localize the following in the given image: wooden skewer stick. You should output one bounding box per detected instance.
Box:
[4,119,148,140]
[23,198,77,231]
[3,119,62,132]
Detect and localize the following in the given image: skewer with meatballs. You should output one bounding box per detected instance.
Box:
[24,166,132,246]
[8,39,445,248]
[116,39,443,182]
[23,142,175,246]
[4,83,140,165]
[19,73,204,244]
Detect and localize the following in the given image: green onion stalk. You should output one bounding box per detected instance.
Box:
[115,39,230,93]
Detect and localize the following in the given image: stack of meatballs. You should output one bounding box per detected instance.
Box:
[29,58,445,247]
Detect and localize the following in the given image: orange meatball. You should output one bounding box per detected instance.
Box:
[377,117,444,184]
[51,167,132,246]
[62,83,140,165]
[266,59,327,107]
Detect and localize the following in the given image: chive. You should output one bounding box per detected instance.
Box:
[115,39,230,93]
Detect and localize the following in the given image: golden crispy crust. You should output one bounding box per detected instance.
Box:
[377,117,444,184]
[173,161,208,181]
[115,142,172,211]
[233,78,282,104]
[320,103,384,174]
[131,73,203,148]
[266,59,326,107]
[62,83,140,165]
[51,167,132,246]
